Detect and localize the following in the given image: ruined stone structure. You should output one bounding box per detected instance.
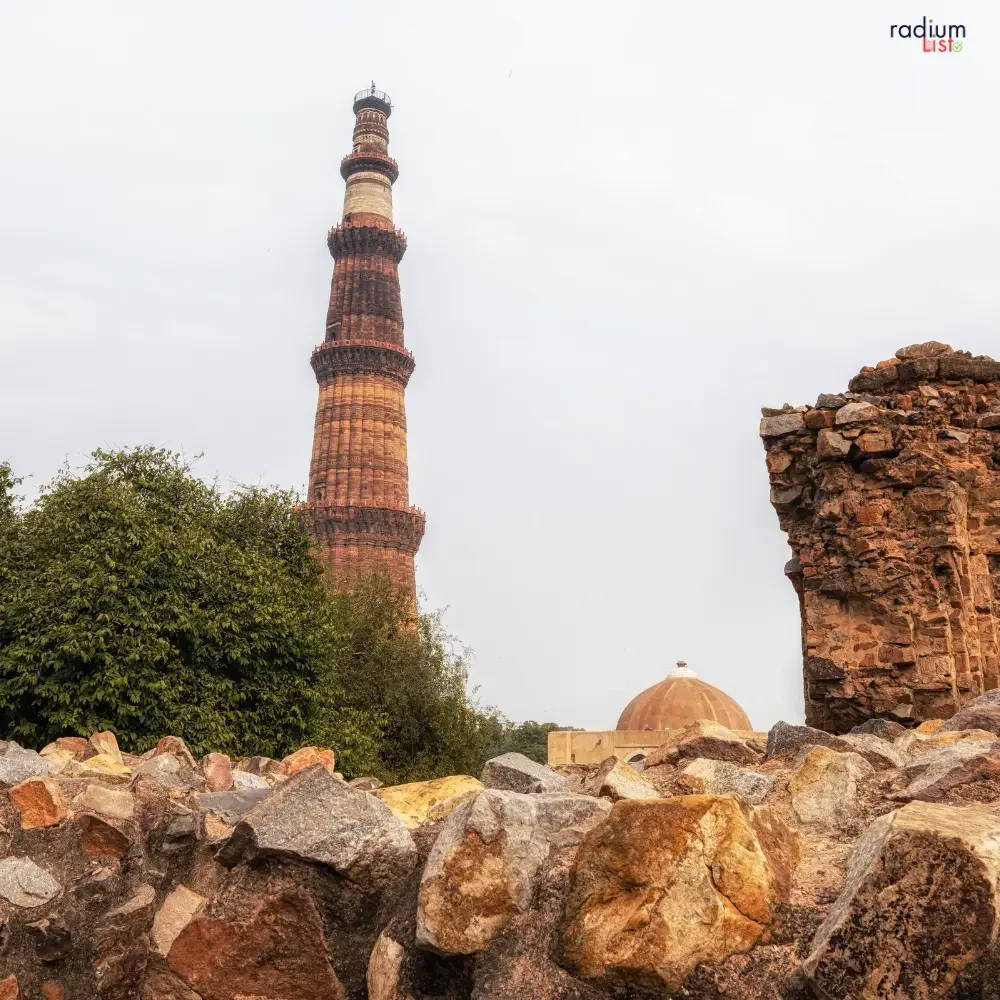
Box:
[762,341,1000,733]
[297,86,424,594]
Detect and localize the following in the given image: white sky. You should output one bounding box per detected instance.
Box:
[2,2,998,732]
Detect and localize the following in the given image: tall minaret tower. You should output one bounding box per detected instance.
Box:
[298,85,425,595]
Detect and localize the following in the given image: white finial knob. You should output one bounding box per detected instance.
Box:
[669,660,697,679]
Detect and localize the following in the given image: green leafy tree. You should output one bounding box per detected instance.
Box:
[0,449,576,780]
[0,447,365,757]
[328,571,507,783]
[486,720,572,765]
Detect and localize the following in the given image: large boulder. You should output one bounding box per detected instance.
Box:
[416,789,610,956]
[940,689,1000,735]
[374,775,483,829]
[788,747,874,830]
[561,795,777,993]
[804,801,1000,997]
[168,890,346,1000]
[888,740,1000,803]
[645,720,760,768]
[217,764,416,888]
[765,722,855,761]
[583,757,658,801]
[480,753,566,794]
[672,758,775,805]
[0,744,53,787]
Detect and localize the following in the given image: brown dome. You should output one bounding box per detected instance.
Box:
[616,662,752,732]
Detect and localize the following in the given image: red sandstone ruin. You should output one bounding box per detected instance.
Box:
[762,342,1000,732]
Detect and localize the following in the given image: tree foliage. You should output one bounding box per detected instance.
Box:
[0,448,350,756]
[0,448,575,779]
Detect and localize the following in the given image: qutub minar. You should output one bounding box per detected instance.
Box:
[298,85,425,595]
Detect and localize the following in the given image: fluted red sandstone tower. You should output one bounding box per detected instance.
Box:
[298,85,424,594]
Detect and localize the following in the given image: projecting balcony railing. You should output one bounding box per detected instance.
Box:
[340,150,399,182]
[354,87,391,106]
[312,339,413,360]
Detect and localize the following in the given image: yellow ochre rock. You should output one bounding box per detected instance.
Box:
[375,775,483,830]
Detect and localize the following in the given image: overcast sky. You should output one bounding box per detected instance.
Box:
[2,2,998,733]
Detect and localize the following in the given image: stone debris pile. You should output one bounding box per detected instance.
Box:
[761,341,1000,733]
[1,723,1000,997]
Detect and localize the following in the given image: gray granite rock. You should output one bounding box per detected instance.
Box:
[198,789,272,825]
[764,722,852,761]
[217,764,416,887]
[232,769,270,791]
[480,753,566,794]
[940,689,1000,735]
[0,743,53,787]
[0,856,61,906]
[848,719,909,741]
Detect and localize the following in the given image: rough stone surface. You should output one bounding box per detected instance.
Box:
[583,756,658,801]
[218,763,417,886]
[673,757,775,805]
[199,752,232,792]
[804,800,1000,997]
[71,782,134,820]
[480,753,566,794]
[888,740,1000,802]
[375,775,484,829]
[281,744,336,777]
[8,778,67,829]
[0,857,61,906]
[789,747,875,830]
[9,718,1000,998]
[0,744,52,787]
[232,769,269,791]
[151,885,206,957]
[561,795,776,993]
[939,688,1000,735]
[646,719,761,769]
[167,891,346,1000]
[416,789,610,956]
[762,344,1000,732]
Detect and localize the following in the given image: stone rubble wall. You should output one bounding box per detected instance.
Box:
[760,341,1000,733]
[7,717,1000,998]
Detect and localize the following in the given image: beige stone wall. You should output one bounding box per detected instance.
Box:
[547,729,768,765]
[344,171,393,220]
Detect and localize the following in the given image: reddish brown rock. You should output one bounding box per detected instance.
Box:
[762,342,1000,732]
[200,753,232,792]
[153,736,197,768]
[78,814,131,858]
[8,777,68,829]
[40,984,63,1000]
[0,975,16,1000]
[168,892,346,1000]
[47,737,88,760]
[280,745,335,777]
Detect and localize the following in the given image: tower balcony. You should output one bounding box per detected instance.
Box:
[340,150,399,184]
[327,220,407,262]
[310,339,415,386]
[353,87,392,116]
[296,502,425,556]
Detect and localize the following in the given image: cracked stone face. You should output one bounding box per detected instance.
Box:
[560,795,775,992]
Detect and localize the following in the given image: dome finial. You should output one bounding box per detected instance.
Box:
[669,660,697,679]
